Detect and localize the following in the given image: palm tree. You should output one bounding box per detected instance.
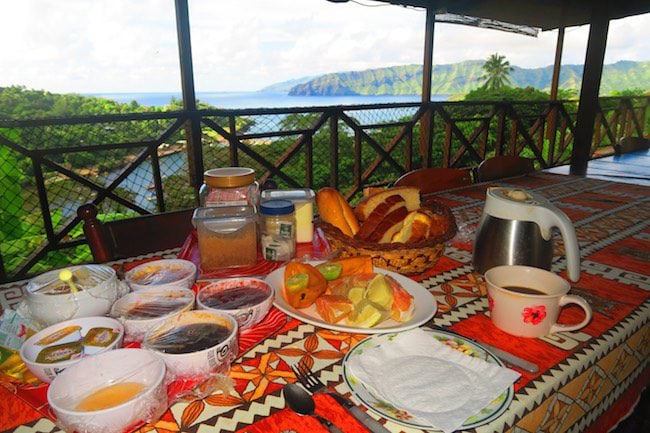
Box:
[481,54,514,90]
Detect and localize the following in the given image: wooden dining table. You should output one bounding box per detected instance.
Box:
[1,171,648,433]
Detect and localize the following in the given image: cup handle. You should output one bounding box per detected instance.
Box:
[549,295,592,334]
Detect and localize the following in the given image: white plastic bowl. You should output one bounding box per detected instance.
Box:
[24,265,120,326]
[197,278,273,330]
[20,316,124,383]
[110,288,195,343]
[143,310,238,378]
[47,348,167,433]
[125,259,197,292]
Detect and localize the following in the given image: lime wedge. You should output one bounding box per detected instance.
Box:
[285,273,309,293]
[317,263,343,281]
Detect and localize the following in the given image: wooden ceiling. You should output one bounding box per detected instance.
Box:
[373,0,650,31]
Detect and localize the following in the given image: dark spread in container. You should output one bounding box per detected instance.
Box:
[201,286,269,310]
[35,342,84,363]
[82,327,120,347]
[147,323,231,354]
[123,301,189,319]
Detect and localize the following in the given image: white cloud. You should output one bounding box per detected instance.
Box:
[0,0,647,93]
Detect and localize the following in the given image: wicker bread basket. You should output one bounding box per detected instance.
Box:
[316,199,457,275]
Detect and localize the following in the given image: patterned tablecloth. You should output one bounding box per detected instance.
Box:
[1,172,648,433]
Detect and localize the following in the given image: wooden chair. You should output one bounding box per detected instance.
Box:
[78,204,194,262]
[476,155,535,182]
[393,168,473,194]
[615,136,649,156]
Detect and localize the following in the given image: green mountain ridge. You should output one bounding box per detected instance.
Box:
[288,60,650,96]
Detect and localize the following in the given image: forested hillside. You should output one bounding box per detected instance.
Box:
[288,60,650,96]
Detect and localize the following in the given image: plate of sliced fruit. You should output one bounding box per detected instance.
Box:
[266,257,437,333]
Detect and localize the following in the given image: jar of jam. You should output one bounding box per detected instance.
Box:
[259,199,296,262]
[199,167,259,208]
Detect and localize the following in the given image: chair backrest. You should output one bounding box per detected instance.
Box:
[476,155,535,182]
[615,136,649,156]
[77,204,194,262]
[393,168,473,194]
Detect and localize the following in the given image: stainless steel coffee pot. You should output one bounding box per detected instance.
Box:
[472,187,580,281]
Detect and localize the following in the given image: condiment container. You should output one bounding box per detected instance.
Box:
[124,259,197,292]
[143,310,238,378]
[47,348,167,433]
[24,265,121,326]
[20,316,124,383]
[110,288,195,343]
[197,278,274,330]
[259,199,296,262]
[192,206,258,269]
[260,188,315,243]
[199,167,259,207]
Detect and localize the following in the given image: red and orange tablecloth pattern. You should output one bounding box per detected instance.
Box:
[1,172,648,433]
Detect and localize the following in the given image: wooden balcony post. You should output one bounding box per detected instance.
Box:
[78,204,112,263]
[175,0,203,199]
[571,5,609,175]
[419,6,435,167]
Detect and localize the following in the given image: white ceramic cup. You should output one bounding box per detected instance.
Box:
[485,265,592,338]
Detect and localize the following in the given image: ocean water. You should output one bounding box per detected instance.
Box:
[85,91,449,109]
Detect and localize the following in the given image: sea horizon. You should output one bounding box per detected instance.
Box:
[84,91,451,109]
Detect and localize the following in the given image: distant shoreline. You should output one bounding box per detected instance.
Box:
[84,91,450,109]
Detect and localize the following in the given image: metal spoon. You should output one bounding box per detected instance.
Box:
[283,383,344,433]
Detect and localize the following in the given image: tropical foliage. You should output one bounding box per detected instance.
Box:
[480,54,514,90]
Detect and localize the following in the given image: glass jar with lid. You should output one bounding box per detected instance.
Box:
[199,167,259,208]
[259,199,296,262]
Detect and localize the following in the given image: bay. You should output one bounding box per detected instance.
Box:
[84,91,450,109]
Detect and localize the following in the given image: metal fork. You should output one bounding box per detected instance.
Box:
[291,360,391,433]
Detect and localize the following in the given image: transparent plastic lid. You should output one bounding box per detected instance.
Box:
[26,265,116,296]
[260,188,315,202]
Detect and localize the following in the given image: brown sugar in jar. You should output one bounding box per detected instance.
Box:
[192,206,258,270]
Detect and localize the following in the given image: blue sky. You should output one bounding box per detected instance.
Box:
[1,0,649,93]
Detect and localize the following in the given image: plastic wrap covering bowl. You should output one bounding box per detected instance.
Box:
[143,310,238,378]
[20,316,124,383]
[125,259,197,292]
[197,278,273,330]
[24,265,120,326]
[110,288,195,343]
[47,348,167,433]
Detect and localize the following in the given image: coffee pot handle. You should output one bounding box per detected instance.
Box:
[535,206,581,282]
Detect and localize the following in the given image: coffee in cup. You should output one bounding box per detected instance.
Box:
[484,265,592,338]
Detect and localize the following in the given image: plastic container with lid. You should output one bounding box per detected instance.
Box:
[260,189,315,243]
[23,265,123,326]
[192,206,258,270]
[199,167,259,207]
[259,199,296,262]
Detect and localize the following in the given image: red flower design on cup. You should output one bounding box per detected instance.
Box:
[522,305,547,325]
[488,295,494,312]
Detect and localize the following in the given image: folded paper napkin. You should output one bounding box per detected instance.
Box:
[348,328,520,433]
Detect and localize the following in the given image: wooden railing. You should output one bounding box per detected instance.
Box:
[0,96,647,281]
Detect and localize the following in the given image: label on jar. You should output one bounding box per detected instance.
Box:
[278,222,293,239]
[261,236,294,262]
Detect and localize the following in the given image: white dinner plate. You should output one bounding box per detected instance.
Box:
[342,328,514,430]
[266,261,437,334]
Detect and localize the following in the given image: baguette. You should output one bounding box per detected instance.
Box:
[355,187,420,221]
[316,187,360,237]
